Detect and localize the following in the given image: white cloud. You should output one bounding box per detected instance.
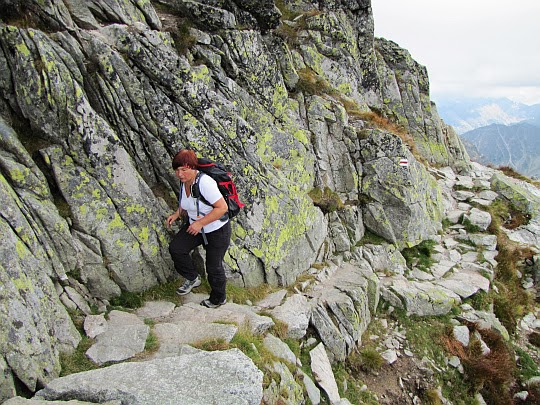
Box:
[371,0,540,105]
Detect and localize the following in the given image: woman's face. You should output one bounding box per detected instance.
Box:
[175,166,197,183]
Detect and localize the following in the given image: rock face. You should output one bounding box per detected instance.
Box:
[0,0,471,395]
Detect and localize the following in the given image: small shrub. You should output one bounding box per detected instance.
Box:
[358,347,384,372]
[528,331,540,348]
[308,186,344,213]
[357,111,424,163]
[488,199,530,231]
[144,330,160,353]
[171,19,197,55]
[492,281,531,335]
[332,360,380,404]
[226,283,276,305]
[514,346,540,381]
[422,389,444,405]
[142,279,191,303]
[444,326,516,405]
[464,290,492,311]
[192,338,230,352]
[270,318,290,340]
[275,0,303,21]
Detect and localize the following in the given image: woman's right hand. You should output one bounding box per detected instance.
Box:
[167,210,180,228]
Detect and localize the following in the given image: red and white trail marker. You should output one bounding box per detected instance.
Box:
[399,158,409,167]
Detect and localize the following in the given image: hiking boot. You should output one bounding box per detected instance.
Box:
[200,298,226,308]
[176,276,201,295]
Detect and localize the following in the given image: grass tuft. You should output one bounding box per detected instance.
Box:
[226,282,276,305]
[346,348,384,373]
[109,290,144,309]
[59,336,99,376]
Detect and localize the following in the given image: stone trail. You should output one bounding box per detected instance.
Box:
[7,162,540,404]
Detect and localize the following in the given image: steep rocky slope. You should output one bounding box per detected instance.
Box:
[0,0,478,398]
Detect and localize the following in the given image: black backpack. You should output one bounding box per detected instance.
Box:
[191,157,245,221]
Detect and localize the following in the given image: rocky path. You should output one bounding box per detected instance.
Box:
[5,163,540,404]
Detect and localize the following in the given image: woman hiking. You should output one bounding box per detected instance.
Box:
[167,149,231,308]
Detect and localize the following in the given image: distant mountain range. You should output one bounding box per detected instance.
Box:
[434,97,540,178]
[434,97,540,135]
[460,122,540,178]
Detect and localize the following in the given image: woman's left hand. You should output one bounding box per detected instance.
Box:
[187,221,203,235]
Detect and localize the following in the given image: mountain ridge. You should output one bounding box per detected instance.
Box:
[435,96,540,134]
[460,121,540,178]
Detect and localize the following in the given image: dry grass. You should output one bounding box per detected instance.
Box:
[443,325,516,404]
[356,111,425,164]
[497,165,540,187]
[484,200,535,334]
[292,66,425,166]
[295,68,337,97]
[274,5,321,46]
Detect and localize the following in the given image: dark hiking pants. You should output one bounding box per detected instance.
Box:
[169,222,231,304]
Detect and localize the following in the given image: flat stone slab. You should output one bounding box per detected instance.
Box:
[35,350,263,405]
[436,269,490,298]
[430,260,456,278]
[310,343,340,404]
[389,280,461,316]
[85,324,149,365]
[153,321,237,353]
[255,290,287,309]
[84,314,107,339]
[164,302,273,335]
[269,294,312,339]
[461,251,480,262]
[263,334,297,365]
[135,301,176,319]
[85,311,149,365]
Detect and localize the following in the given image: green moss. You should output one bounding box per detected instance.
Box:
[234,224,247,240]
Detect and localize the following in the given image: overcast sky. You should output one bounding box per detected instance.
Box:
[371,0,540,106]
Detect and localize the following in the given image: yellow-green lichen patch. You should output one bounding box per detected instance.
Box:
[12,273,34,292]
[138,226,149,243]
[107,213,125,230]
[15,239,28,259]
[126,204,146,215]
[9,167,30,184]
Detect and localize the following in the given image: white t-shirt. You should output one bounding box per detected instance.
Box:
[180,173,228,233]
